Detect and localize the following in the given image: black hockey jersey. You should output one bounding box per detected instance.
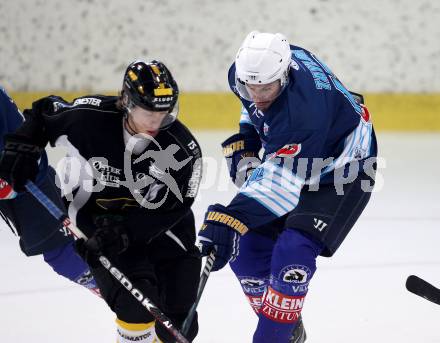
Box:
[19,95,203,244]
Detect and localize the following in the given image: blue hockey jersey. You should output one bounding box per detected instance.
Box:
[0,87,48,189]
[226,45,377,229]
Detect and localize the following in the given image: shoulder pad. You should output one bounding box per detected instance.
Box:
[51,95,118,113]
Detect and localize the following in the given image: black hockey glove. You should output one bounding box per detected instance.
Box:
[222,133,261,188]
[0,133,42,191]
[198,204,249,271]
[31,95,60,116]
[75,215,130,267]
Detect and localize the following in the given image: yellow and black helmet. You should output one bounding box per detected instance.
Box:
[122,60,179,127]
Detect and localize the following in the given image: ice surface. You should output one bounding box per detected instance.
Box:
[1,132,439,342]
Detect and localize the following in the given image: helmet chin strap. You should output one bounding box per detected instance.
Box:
[125,119,136,135]
[122,115,153,154]
[121,94,140,135]
[123,110,139,135]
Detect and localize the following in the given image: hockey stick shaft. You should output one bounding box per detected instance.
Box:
[406,275,440,305]
[24,181,190,343]
[181,250,216,336]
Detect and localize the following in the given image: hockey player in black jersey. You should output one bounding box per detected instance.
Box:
[0,60,203,343]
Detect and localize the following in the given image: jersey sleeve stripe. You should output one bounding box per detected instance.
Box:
[245,182,299,216]
[258,180,299,207]
[272,170,302,192]
[270,178,300,201]
[237,156,304,216]
[239,191,285,217]
[240,176,300,216]
[242,184,291,216]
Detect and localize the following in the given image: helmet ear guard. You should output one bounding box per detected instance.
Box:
[235,31,292,101]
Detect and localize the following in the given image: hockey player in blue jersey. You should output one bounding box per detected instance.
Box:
[198,31,377,342]
[0,87,98,295]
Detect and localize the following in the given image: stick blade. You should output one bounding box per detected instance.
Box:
[406,275,440,305]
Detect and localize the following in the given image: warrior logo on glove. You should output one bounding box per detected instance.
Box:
[198,204,249,271]
[205,211,249,235]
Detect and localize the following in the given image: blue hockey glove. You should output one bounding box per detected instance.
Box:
[222,133,261,188]
[198,204,249,271]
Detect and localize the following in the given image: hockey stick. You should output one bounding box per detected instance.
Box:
[406,275,440,305]
[24,181,190,343]
[181,250,216,336]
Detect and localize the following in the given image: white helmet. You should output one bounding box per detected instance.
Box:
[235,31,292,101]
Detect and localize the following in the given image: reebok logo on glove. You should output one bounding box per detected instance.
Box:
[5,141,40,153]
[206,211,249,235]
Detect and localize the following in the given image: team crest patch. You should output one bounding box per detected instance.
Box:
[279,265,311,284]
[275,143,301,158]
[246,167,264,184]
